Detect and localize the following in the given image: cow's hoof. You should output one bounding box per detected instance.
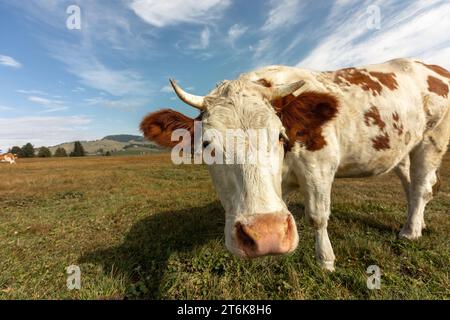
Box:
[318,260,335,272]
[399,228,421,240]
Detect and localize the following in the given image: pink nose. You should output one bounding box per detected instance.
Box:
[234,213,298,258]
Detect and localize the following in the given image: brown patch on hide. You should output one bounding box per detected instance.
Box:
[275,92,339,151]
[392,112,400,122]
[369,71,399,91]
[334,68,382,96]
[427,76,449,98]
[140,109,196,148]
[364,106,386,130]
[256,78,272,87]
[392,112,404,136]
[271,93,298,113]
[372,133,391,151]
[417,62,450,79]
[364,106,391,150]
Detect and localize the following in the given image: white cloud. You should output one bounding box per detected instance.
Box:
[160,84,173,93]
[28,96,68,113]
[261,0,306,32]
[84,97,148,111]
[0,55,22,68]
[227,24,248,46]
[17,89,66,102]
[189,27,211,50]
[252,0,306,65]
[28,96,61,106]
[17,89,47,96]
[200,28,211,49]
[38,107,69,113]
[252,38,272,61]
[0,116,93,149]
[76,62,148,96]
[72,87,86,93]
[47,42,151,98]
[8,2,154,101]
[9,1,148,53]
[129,0,231,27]
[0,105,15,111]
[298,0,450,70]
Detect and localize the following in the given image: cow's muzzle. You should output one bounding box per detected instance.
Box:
[233,213,298,258]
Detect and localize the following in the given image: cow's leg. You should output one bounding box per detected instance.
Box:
[394,156,410,202]
[395,156,430,231]
[394,156,430,230]
[300,164,336,271]
[394,156,422,227]
[399,135,448,240]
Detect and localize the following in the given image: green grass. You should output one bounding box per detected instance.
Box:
[0,154,449,299]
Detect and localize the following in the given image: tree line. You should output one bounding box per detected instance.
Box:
[7,141,95,158]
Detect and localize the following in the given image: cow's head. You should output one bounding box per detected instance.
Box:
[141,79,306,258]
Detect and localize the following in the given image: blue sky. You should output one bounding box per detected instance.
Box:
[0,0,449,149]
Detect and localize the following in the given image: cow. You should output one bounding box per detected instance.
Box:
[0,153,18,164]
[140,58,450,271]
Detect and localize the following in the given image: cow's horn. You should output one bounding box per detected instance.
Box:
[169,79,205,110]
[271,80,306,99]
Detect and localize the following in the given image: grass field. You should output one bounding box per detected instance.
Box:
[0,154,449,299]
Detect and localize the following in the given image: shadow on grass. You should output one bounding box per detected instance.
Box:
[331,208,401,235]
[79,200,413,299]
[79,201,225,299]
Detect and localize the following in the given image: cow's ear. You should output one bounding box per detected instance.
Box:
[140,109,195,148]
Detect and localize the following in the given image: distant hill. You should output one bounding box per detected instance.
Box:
[47,134,163,156]
[102,134,145,143]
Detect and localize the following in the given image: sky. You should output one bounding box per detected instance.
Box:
[0,0,449,149]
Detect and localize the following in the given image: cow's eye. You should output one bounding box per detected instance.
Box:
[279,133,285,142]
[202,141,211,149]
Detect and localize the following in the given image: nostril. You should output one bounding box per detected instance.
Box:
[235,222,256,251]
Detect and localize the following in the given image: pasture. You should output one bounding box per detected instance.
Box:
[0,154,449,299]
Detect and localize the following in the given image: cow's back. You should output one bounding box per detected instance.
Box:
[241,58,450,178]
[326,58,449,177]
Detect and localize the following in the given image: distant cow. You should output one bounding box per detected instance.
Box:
[141,58,450,271]
[0,153,17,164]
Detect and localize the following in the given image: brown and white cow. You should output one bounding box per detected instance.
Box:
[0,153,18,164]
[140,58,450,270]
